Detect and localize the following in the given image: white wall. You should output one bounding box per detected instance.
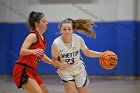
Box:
[0,0,29,22]
[29,3,118,22]
[118,0,137,20]
[0,0,139,22]
[137,0,140,20]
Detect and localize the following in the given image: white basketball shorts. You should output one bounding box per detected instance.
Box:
[57,64,89,87]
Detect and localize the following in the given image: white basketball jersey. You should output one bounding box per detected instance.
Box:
[54,34,83,67]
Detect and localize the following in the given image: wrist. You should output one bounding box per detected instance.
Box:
[32,50,36,55]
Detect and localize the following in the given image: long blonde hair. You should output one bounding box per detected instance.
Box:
[59,18,96,38]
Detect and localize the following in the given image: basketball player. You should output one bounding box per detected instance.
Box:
[13,11,56,93]
[51,18,103,93]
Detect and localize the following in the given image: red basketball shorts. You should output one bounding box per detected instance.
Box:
[13,63,43,88]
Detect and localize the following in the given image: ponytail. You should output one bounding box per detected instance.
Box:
[60,18,96,38]
[28,11,45,30]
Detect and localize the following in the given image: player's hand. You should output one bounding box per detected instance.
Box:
[59,63,69,70]
[54,60,69,70]
[32,48,44,56]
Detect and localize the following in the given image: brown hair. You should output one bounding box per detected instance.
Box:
[60,18,96,38]
[28,11,45,30]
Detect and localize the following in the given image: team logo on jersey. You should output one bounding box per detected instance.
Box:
[61,51,79,58]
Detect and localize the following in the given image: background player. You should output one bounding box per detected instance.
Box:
[13,11,56,93]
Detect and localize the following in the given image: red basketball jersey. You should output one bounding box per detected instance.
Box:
[16,31,47,68]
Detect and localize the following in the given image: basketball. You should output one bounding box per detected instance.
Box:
[99,50,118,70]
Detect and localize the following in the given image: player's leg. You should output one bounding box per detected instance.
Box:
[75,64,89,93]
[22,78,43,93]
[33,71,49,93]
[57,69,78,93]
[40,83,49,93]
[63,81,77,93]
[77,86,89,93]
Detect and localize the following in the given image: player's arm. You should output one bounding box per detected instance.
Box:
[40,43,57,66]
[20,33,44,56]
[82,49,102,58]
[51,43,62,68]
[51,43,68,69]
[41,54,55,66]
[80,37,102,58]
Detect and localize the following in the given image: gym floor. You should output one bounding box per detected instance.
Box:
[0,75,140,93]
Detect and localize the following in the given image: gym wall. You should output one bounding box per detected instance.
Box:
[0,0,139,76]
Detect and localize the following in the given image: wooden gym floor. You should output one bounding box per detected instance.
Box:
[0,75,140,93]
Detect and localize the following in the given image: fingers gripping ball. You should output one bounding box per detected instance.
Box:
[99,50,118,70]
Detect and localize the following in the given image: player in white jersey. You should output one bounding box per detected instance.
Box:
[51,18,103,93]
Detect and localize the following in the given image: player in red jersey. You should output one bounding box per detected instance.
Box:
[13,11,61,93]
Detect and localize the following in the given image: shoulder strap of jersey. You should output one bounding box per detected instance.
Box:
[30,30,40,45]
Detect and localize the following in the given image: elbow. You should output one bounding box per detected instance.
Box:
[84,52,90,56]
[20,48,25,55]
[20,50,23,55]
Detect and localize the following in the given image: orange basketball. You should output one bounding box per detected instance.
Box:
[99,50,118,70]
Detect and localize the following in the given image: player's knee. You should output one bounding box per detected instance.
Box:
[29,89,43,93]
[66,89,77,93]
[72,91,77,93]
[41,90,48,93]
[34,89,43,93]
[37,91,43,93]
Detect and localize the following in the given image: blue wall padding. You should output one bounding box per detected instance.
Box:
[0,21,139,75]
